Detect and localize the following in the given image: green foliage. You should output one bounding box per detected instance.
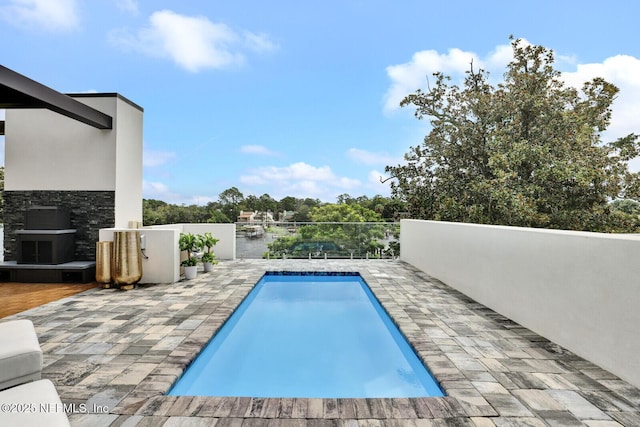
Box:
[310,203,383,222]
[334,194,406,220]
[218,187,244,222]
[386,37,640,232]
[199,232,219,264]
[143,199,232,225]
[178,233,201,266]
[178,232,220,266]
[611,199,640,216]
[263,235,302,258]
[264,203,393,259]
[200,252,216,263]
[143,190,402,226]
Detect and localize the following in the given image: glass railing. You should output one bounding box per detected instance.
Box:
[235,222,400,260]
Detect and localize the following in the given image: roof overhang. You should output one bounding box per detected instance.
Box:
[0,65,113,130]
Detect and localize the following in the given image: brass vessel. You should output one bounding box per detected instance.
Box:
[95,241,113,286]
[111,231,143,288]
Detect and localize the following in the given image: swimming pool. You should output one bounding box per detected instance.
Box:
[168,272,444,398]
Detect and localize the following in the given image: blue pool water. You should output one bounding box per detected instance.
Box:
[168,272,444,398]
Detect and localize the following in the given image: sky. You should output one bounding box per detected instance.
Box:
[0,0,639,205]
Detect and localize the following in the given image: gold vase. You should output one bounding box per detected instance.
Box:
[95,241,113,287]
[111,231,143,289]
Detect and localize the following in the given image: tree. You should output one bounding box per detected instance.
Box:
[361,195,407,221]
[336,193,355,204]
[257,193,277,214]
[310,203,382,222]
[218,186,244,206]
[242,195,259,212]
[278,196,297,212]
[218,187,244,222]
[386,37,640,232]
[206,209,232,223]
[142,199,167,225]
[290,205,313,222]
[308,203,385,255]
[265,203,387,259]
[611,199,640,216]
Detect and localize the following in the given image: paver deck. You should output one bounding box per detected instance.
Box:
[3,260,640,426]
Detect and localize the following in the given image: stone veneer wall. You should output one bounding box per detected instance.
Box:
[3,191,115,262]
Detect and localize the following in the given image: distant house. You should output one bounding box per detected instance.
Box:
[237,211,257,223]
[237,210,274,224]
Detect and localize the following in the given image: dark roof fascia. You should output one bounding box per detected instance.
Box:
[67,92,144,112]
[0,65,113,129]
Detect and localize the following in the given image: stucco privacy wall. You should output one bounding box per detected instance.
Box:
[99,227,180,285]
[3,94,143,260]
[400,219,640,388]
[99,223,235,284]
[180,223,236,261]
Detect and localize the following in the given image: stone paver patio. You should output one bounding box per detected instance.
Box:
[4,259,640,426]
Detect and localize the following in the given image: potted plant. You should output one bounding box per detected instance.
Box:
[179,232,201,280]
[200,232,219,272]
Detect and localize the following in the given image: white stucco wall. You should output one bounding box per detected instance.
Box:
[4,94,143,227]
[99,227,181,284]
[72,95,143,227]
[99,223,235,284]
[112,96,143,228]
[400,219,640,388]
[5,102,116,191]
[180,223,236,261]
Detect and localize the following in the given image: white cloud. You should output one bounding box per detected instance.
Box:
[240,162,361,200]
[240,145,278,156]
[384,48,480,113]
[484,43,515,69]
[244,162,333,182]
[143,149,176,167]
[109,9,277,72]
[142,180,173,200]
[561,55,640,143]
[116,0,138,15]
[243,31,278,53]
[384,42,640,171]
[562,55,640,172]
[142,180,214,205]
[0,0,79,31]
[383,41,525,113]
[347,148,400,166]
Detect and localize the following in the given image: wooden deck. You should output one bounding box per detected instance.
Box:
[0,282,98,318]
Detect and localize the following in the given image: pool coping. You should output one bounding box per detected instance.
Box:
[110,264,485,419]
[8,259,640,425]
[167,270,446,399]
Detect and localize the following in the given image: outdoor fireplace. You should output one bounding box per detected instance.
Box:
[16,206,76,265]
[0,204,96,282]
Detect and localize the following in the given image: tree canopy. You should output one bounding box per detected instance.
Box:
[142,189,405,225]
[386,37,640,232]
[264,203,394,259]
